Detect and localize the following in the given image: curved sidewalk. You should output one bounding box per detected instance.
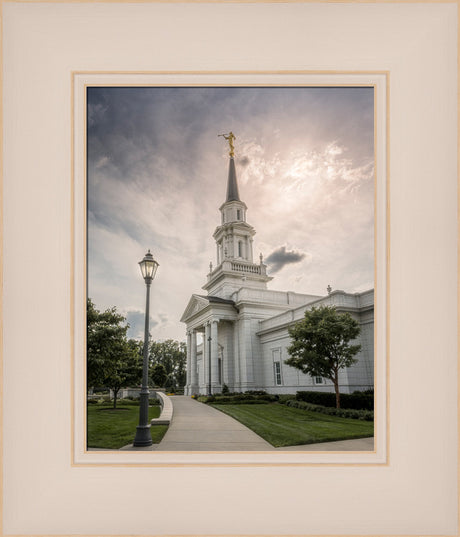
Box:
[155,396,374,452]
[155,396,273,451]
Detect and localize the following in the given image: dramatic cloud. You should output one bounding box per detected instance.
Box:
[265,246,307,274]
[87,87,374,342]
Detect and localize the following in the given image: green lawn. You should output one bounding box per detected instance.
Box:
[210,403,374,447]
[87,401,168,449]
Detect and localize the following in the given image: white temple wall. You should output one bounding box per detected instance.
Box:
[343,319,374,391]
[258,316,373,395]
[236,316,257,390]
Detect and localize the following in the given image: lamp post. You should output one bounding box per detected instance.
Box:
[133,250,159,447]
[207,335,212,396]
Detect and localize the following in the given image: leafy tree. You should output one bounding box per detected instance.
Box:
[149,339,186,391]
[151,363,168,388]
[106,342,142,409]
[285,306,362,408]
[87,299,142,408]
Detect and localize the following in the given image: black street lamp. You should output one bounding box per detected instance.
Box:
[207,335,212,396]
[133,250,159,447]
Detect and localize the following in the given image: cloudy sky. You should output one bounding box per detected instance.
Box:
[87,86,374,342]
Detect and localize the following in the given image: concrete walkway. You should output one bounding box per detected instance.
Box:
[154,396,374,452]
[155,396,273,451]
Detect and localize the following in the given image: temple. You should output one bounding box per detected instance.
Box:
[180,139,374,395]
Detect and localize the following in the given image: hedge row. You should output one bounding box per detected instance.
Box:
[197,393,279,404]
[210,399,271,405]
[296,390,374,410]
[87,398,161,406]
[283,399,374,421]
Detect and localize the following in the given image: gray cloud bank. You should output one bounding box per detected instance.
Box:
[266,246,307,274]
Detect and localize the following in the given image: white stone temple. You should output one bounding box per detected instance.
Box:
[181,138,374,396]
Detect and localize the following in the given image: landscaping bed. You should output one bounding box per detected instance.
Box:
[296,390,374,411]
[281,399,373,421]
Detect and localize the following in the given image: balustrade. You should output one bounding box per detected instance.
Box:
[231,261,261,274]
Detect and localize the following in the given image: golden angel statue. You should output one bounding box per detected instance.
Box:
[218,131,236,157]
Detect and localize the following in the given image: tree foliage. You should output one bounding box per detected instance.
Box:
[151,363,168,388]
[286,306,361,408]
[87,299,142,408]
[149,339,186,390]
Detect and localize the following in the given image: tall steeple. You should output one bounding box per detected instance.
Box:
[202,133,271,298]
[226,157,240,202]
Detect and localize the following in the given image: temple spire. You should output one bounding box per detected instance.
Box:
[226,157,240,202]
[203,137,272,297]
[218,132,240,202]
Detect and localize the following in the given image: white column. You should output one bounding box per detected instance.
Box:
[223,322,234,388]
[191,330,198,393]
[211,319,219,391]
[185,330,192,395]
[204,322,211,394]
[233,320,241,389]
[249,238,254,262]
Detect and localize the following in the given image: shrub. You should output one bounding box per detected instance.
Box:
[198,393,279,404]
[283,399,373,420]
[222,384,230,394]
[296,390,374,410]
[118,399,138,406]
[197,396,212,403]
[214,399,270,405]
[277,394,296,403]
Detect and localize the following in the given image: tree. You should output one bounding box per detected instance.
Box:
[87,299,142,408]
[151,363,168,388]
[149,339,186,391]
[285,306,361,408]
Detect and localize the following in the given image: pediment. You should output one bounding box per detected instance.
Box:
[180,294,210,323]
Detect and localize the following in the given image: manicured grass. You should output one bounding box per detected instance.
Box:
[87,401,168,449]
[210,403,374,447]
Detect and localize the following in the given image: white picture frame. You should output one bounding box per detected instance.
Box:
[2,1,457,535]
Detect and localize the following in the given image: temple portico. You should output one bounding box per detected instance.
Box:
[184,316,239,396]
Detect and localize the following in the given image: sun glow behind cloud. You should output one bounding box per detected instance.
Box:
[87,86,374,342]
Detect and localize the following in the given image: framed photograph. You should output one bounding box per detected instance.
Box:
[2,1,457,535]
[77,75,386,465]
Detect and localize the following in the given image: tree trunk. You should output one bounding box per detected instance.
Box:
[333,378,340,409]
[113,388,119,409]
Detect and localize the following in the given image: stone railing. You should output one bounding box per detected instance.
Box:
[231,261,261,274]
